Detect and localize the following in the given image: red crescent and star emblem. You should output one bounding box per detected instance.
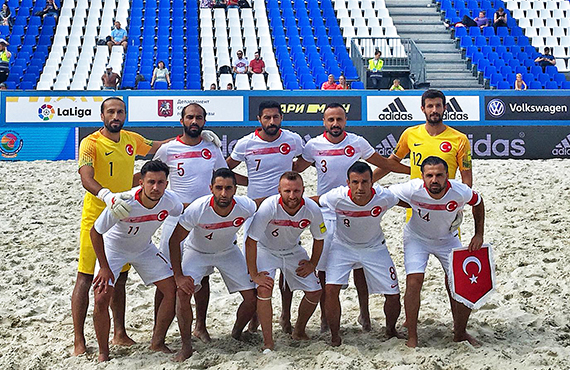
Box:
[344,145,355,157]
[440,141,452,153]
[201,148,212,159]
[125,144,134,156]
[446,201,458,212]
[233,217,245,227]
[370,206,382,217]
[298,219,311,229]
[279,143,291,155]
[157,210,169,221]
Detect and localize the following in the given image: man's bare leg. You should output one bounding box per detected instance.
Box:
[71,272,93,356]
[325,284,343,346]
[445,276,480,346]
[110,271,135,346]
[154,288,164,324]
[193,276,211,343]
[404,273,424,348]
[353,268,371,331]
[93,285,114,362]
[231,289,257,340]
[257,286,274,350]
[150,277,176,354]
[384,294,402,338]
[292,290,321,340]
[278,272,293,334]
[174,290,193,362]
[318,270,328,333]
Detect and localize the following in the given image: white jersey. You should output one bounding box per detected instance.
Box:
[320,184,398,249]
[248,195,326,251]
[389,179,481,244]
[230,129,304,198]
[153,136,227,203]
[178,195,257,254]
[94,188,183,252]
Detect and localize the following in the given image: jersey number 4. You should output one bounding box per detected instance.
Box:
[417,209,430,222]
[205,232,213,240]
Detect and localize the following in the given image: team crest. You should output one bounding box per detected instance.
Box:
[233,217,245,227]
[125,144,134,156]
[370,206,382,217]
[446,201,458,212]
[344,145,355,157]
[440,141,452,153]
[298,219,311,229]
[158,100,174,117]
[279,143,291,155]
[157,210,169,221]
[201,148,212,159]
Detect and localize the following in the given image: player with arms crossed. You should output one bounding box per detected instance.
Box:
[313,162,402,346]
[294,103,409,332]
[152,102,226,343]
[168,168,261,362]
[245,171,325,351]
[227,100,304,333]
[90,160,183,362]
[389,156,485,348]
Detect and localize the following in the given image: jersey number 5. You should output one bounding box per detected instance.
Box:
[177,163,185,176]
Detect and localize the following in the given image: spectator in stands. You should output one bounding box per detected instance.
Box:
[455,11,489,29]
[0,38,11,84]
[227,0,239,8]
[101,65,121,90]
[213,0,227,8]
[227,82,234,90]
[321,74,338,90]
[210,83,218,90]
[200,0,214,8]
[38,0,58,22]
[493,8,508,32]
[0,82,6,89]
[233,50,249,75]
[336,75,349,89]
[389,79,405,91]
[368,50,383,90]
[249,51,267,80]
[1,3,12,27]
[514,73,527,91]
[534,47,556,72]
[107,21,128,53]
[151,61,171,88]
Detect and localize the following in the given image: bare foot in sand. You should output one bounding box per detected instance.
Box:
[111,333,135,346]
[173,344,193,362]
[385,328,405,339]
[331,335,342,347]
[454,332,481,347]
[320,317,329,334]
[72,339,87,356]
[292,329,310,341]
[98,353,110,362]
[406,336,418,348]
[279,315,292,334]
[193,327,212,343]
[150,343,173,354]
[358,314,372,332]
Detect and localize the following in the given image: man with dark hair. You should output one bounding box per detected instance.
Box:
[312,161,402,346]
[168,168,262,361]
[227,100,304,333]
[294,103,408,333]
[90,159,184,361]
[368,50,383,90]
[534,47,556,72]
[245,171,325,351]
[389,155,485,347]
[152,102,227,343]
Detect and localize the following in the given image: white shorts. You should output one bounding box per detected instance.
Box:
[257,244,321,292]
[403,233,462,276]
[158,215,185,263]
[326,240,400,295]
[95,243,173,287]
[181,245,254,294]
[316,218,336,272]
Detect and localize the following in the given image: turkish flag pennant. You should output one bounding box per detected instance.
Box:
[448,245,496,310]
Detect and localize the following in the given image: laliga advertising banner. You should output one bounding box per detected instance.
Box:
[127,96,243,123]
[448,245,496,310]
[367,95,480,122]
[5,96,105,123]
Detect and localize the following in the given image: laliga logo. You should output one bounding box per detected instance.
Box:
[38,104,55,121]
[201,148,212,159]
[487,99,506,118]
[279,143,291,155]
[233,217,245,227]
[125,144,134,156]
[344,145,355,157]
[157,210,169,221]
[370,206,382,217]
[446,201,458,212]
[298,219,311,229]
[463,256,482,284]
[440,141,452,153]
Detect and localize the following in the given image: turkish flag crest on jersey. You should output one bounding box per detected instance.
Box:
[448,245,495,309]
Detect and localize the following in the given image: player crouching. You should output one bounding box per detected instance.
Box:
[90,160,183,362]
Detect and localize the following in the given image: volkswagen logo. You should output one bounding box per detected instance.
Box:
[487,99,505,118]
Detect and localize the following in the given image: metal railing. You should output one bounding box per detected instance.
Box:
[350,37,427,88]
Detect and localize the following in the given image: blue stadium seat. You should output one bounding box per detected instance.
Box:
[505,73,516,85]
[474,36,487,47]
[499,66,512,75]
[537,73,550,85]
[523,72,535,82]
[545,81,558,89]
[489,36,501,48]
[497,80,510,89]
[508,59,520,68]
[554,74,566,86]
[469,27,481,37]
[460,36,473,48]
[484,65,497,79]
[477,59,490,72]
[529,80,542,89]
[489,72,503,87]
[562,81,570,89]
[154,81,169,90]
[545,66,557,76]
[454,27,467,38]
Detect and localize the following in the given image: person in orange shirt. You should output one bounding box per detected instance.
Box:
[336,75,348,90]
[321,74,338,90]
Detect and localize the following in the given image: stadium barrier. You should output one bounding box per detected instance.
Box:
[1,90,569,161]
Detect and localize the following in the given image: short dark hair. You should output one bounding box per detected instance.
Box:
[100,97,126,114]
[420,156,449,173]
[141,160,170,178]
[544,47,550,53]
[421,89,446,108]
[375,50,381,56]
[258,100,282,117]
[211,168,236,185]
[180,103,207,120]
[324,102,347,116]
[347,161,372,180]
[279,171,303,184]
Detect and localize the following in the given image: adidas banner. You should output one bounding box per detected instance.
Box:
[367,96,480,122]
[485,96,570,121]
[248,96,362,121]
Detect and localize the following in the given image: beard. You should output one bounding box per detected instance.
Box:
[326,126,344,137]
[184,123,203,138]
[214,195,232,208]
[262,124,280,136]
[104,120,124,133]
[428,183,444,194]
[282,197,301,210]
[426,112,442,125]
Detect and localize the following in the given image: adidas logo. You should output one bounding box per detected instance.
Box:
[375,134,398,156]
[443,98,469,120]
[378,98,413,120]
[552,134,570,156]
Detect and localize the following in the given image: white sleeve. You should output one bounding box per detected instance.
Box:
[168,193,184,217]
[319,187,341,211]
[152,143,167,162]
[358,136,376,160]
[247,199,274,242]
[177,201,200,231]
[301,140,315,163]
[294,132,305,156]
[383,188,400,209]
[307,201,326,240]
[93,208,118,235]
[388,182,412,204]
[230,137,247,162]
[213,147,228,170]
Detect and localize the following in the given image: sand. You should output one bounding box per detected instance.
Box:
[1,159,569,370]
